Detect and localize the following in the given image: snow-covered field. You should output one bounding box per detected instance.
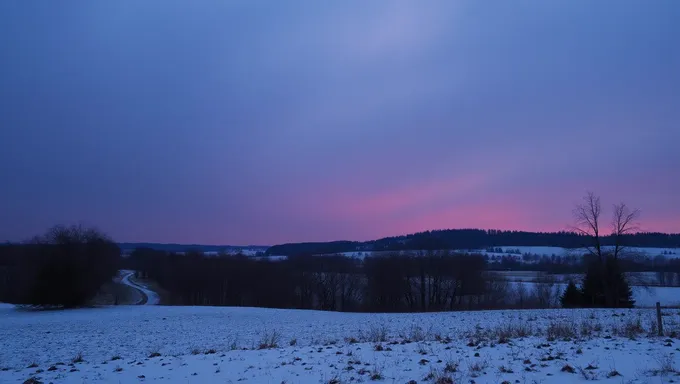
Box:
[333,246,680,260]
[2,305,680,383]
[512,281,680,308]
[471,246,680,259]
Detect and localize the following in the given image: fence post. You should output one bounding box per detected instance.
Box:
[656,302,663,337]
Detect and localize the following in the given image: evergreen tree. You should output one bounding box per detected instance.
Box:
[581,257,634,308]
[560,280,583,308]
[581,263,605,307]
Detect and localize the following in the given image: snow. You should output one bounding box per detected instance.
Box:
[516,281,680,307]
[329,247,680,260]
[469,246,680,259]
[2,305,680,383]
[635,286,680,307]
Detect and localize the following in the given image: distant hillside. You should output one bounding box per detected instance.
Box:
[118,243,268,254]
[265,229,680,256]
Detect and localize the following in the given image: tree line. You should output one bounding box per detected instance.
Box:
[0,193,660,311]
[126,248,568,311]
[0,225,120,308]
[266,229,680,256]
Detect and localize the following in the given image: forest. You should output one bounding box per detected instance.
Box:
[265,229,680,256]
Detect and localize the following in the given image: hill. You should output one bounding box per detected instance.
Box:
[266,229,680,256]
[118,243,268,254]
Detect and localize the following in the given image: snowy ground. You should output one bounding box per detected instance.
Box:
[334,246,680,260]
[2,305,680,383]
[510,281,680,308]
[470,246,680,259]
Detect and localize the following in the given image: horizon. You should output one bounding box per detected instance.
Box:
[5,225,680,248]
[60,226,680,248]
[1,1,679,245]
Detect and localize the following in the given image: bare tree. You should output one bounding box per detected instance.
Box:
[611,202,640,259]
[573,192,640,261]
[571,192,637,308]
[572,192,604,262]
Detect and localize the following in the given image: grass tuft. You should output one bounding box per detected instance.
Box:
[258,329,281,349]
[71,352,84,364]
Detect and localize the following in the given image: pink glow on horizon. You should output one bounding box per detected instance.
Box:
[331,173,494,219]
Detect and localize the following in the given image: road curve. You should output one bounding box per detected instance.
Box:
[120,270,160,305]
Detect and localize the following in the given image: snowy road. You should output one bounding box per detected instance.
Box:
[119,270,160,305]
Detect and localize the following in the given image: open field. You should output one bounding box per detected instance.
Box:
[2,304,680,383]
[332,247,680,260]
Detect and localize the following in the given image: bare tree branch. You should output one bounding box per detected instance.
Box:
[611,203,640,259]
[572,192,603,261]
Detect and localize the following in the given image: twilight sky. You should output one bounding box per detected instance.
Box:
[1,1,679,245]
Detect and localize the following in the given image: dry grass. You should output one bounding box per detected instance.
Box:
[546,321,576,341]
[71,352,84,364]
[612,316,645,339]
[424,368,454,384]
[648,354,678,377]
[363,324,389,343]
[494,321,533,343]
[467,358,490,377]
[561,364,576,373]
[257,329,281,350]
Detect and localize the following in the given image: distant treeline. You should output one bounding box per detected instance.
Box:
[124,247,680,312]
[117,243,267,254]
[486,252,680,275]
[126,249,540,311]
[266,229,680,256]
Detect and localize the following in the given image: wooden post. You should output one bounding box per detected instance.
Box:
[656,302,663,337]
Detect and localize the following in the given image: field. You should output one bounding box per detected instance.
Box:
[492,272,680,307]
[2,304,680,383]
[334,247,680,260]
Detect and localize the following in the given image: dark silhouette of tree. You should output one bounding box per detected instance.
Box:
[572,193,637,308]
[580,257,634,308]
[560,281,582,308]
[1,225,120,308]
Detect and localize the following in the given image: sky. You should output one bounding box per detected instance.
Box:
[1,1,679,245]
